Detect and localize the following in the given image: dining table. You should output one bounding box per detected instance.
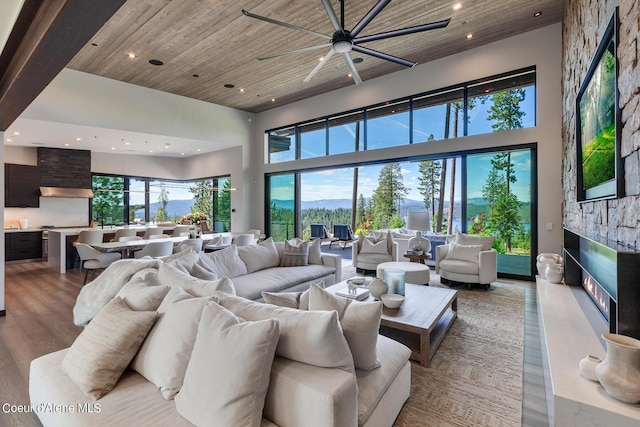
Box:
[89,234,217,254]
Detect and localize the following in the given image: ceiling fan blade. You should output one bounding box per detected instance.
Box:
[320,0,342,32]
[242,9,331,40]
[304,48,335,83]
[352,45,415,67]
[342,53,363,85]
[350,0,392,38]
[258,43,332,60]
[354,18,451,44]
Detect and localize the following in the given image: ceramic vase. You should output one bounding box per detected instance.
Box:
[545,263,564,284]
[408,231,430,253]
[579,355,601,381]
[536,253,562,278]
[595,333,640,403]
[369,278,388,300]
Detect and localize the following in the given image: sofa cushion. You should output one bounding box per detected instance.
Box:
[231,265,335,300]
[440,258,480,275]
[309,284,382,371]
[199,244,248,278]
[455,232,495,251]
[115,279,170,311]
[175,302,279,427]
[217,294,355,374]
[261,281,325,310]
[156,262,235,297]
[237,238,281,273]
[446,242,483,262]
[131,287,211,400]
[356,335,412,425]
[61,297,157,400]
[280,239,309,266]
[166,257,218,280]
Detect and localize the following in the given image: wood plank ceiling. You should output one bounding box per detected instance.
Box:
[67,0,564,114]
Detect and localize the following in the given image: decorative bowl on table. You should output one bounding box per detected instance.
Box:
[381,293,404,309]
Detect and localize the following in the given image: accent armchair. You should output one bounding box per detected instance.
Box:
[435,233,497,290]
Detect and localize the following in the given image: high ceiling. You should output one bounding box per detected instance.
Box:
[68,0,564,114]
[3,0,564,157]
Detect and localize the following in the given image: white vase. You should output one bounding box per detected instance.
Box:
[369,278,388,300]
[595,333,640,403]
[536,253,562,278]
[408,231,430,253]
[545,263,564,284]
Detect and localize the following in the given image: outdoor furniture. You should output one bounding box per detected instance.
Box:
[310,223,339,248]
[333,224,356,250]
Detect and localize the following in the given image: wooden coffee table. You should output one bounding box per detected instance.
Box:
[328,281,457,367]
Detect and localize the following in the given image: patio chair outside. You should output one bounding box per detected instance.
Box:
[310,224,338,248]
[333,224,356,250]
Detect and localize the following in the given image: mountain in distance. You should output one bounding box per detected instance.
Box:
[135,199,194,218]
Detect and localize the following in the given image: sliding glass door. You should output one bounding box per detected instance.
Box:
[266,174,296,241]
[465,148,535,277]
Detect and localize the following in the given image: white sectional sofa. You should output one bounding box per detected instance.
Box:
[30,261,411,427]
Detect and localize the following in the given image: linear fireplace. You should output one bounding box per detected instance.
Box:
[564,228,640,339]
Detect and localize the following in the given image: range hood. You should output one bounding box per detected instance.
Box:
[40,187,94,198]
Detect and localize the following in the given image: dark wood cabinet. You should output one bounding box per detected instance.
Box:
[6,232,43,261]
[5,164,40,207]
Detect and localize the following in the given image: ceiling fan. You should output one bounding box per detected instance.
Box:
[242,0,450,85]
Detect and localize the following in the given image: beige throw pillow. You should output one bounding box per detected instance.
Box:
[261,281,324,310]
[455,232,495,251]
[237,237,281,273]
[115,279,171,311]
[447,242,483,262]
[308,283,382,371]
[131,287,211,400]
[198,244,248,278]
[61,297,157,400]
[307,238,322,264]
[217,294,354,374]
[280,239,309,266]
[359,238,388,254]
[175,302,280,427]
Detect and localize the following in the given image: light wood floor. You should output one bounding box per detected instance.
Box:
[0,261,549,426]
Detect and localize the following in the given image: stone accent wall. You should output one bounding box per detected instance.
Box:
[563,0,640,247]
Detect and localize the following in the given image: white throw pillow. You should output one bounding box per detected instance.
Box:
[115,279,171,311]
[175,302,279,427]
[261,281,324,310]
[198,244,248,278]
[308,283,382,371]
[217,294,354,374]
[307,238,322,264]
[62,297,157,400]
[237,237,281,273]
[157,263,235,297]
[280,239,309,266]
[359,238,388,254]
[131,287,211,400]
[455,232,495,251]
[447,242,484,263]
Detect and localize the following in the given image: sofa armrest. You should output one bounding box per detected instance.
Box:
[478,249,498,284]
[435,244,449,273]
[263,357,358,427]
[351,242,359,268]
[321,253,342,284]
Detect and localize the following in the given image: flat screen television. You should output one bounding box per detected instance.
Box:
[576,8,623,202]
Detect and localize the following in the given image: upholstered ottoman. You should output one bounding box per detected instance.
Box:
[376,261,431,285]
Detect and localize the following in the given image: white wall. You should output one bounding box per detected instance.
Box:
[252,23,564,255]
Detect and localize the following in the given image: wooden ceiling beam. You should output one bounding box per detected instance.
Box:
[0,0,127,130]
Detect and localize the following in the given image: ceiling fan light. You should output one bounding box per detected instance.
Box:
[334,40,352,53]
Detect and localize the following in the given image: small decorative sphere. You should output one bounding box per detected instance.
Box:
[369,278,388,300]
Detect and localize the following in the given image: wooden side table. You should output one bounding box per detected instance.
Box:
[403,252,432,264]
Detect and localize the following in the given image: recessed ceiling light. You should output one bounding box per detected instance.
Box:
[239,88,245,93]
[76,137,81,141]
[181,152,185,156]
[534,11,542,17]
[64,143,70,147]
[319,57,324,61]
[125,142,130,145]
[452,2,463,11]
[196,148,201,152]
[6,138,12,142]
[149,59,164,66]
[348,73,353,78]
[466,33,473,39]
[13,131,19,135]
[127,53,135,58]
[111,147,116,150]
[224,83,235,89]
[353,57,364,64]
[149,150,153,153]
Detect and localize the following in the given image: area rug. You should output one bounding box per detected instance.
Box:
[342,266,525,426]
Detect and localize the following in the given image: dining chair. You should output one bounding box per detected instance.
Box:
[148,234,171,239]
[72,230,105,269]
[175,238,203,253]
[118,235,143,258]
[110,229,137,242]
[75,243,121,285]
[234,234,257,246]
[142,228,165,239]
[171,225,191,237]
[134,240,174,258]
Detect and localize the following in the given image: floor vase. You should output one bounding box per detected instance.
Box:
[595,333,640,403]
